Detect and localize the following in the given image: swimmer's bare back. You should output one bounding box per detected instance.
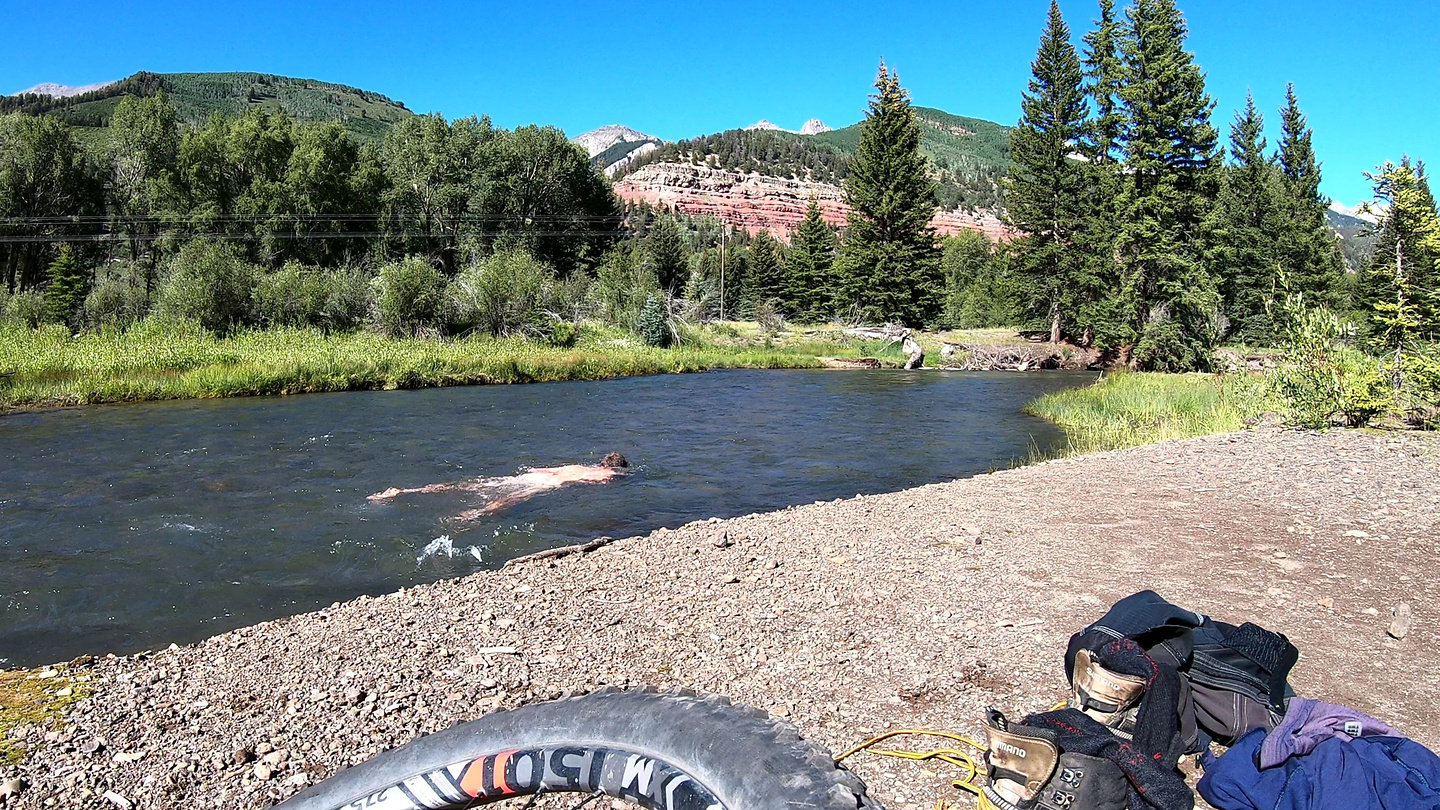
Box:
[368,464,624,518]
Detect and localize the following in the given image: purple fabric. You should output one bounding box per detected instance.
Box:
[1260,698,1401,768]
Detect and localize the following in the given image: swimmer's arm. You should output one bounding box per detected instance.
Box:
[367,482,458,501]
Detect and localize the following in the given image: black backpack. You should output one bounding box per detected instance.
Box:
[1065,590,1299,751]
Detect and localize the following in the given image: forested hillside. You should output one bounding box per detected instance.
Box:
[625,107,1012,211]
[0,72,412,142]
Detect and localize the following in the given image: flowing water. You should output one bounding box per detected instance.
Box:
[0,369,1090,666]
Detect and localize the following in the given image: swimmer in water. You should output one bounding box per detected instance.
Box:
[368,453,629,520]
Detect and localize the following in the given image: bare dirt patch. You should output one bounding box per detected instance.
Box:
[4,428,1437,809]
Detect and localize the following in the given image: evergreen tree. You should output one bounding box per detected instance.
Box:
[1273,85,1345,309]
[43,244,89,326]
[1073,0,1128,347]
[747,229,787,308]
[1209,94,1283,343]
[1007,1,1090,343]
[1082,0,1126,166]
[834,64,942,326]
[647,216,688,294]
[784,198,837,321]
[1362,159,1440,347]
[1114,0,1223,370]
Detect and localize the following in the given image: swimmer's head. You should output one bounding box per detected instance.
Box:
[601,452,629,468]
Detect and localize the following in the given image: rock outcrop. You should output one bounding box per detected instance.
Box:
[613,161,1013,242]
[800,119,832,135]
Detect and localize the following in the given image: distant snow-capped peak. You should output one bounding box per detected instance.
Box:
[745,118,831,135]
[1329,200,1383,224]
[570,125,661,158]
[11,80,114,98]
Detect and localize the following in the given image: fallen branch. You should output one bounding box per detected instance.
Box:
[504,535,617,568]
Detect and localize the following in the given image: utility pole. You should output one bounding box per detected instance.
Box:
[719,226,727,322]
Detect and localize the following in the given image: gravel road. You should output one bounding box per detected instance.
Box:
[4,427,1438,809]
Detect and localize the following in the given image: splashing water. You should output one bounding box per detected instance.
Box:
[416,535,483,565]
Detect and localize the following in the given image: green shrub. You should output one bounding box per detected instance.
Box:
[1271,297,1392,428]
[638,294,672,347]
[320,268,373,332]
[255,262,328,328]
[752,299,783,338]
[545,320,578,348]
[1401,346,1440,428]
[590,247,659,329]
[0,286,9,320]
[446,250,556,338]
[83,272,150,330]
[2,290,48,328]
[374,257,446,337]
[157,239,260,334]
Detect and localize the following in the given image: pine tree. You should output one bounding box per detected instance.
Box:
[1114,0,1223,370]
[1007,1,1090,343]
[1082,0,1126,167]
[784,198,837,322]
[1209,93,1283,343]
[1073,0,1128,347]
[1362,159,1440,348]
[834,63,942,326]
[747,230,787,308]
[1273,85,1345,309]
[647,216,688,294]
[43,244,90,326]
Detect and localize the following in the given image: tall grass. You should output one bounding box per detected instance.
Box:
[1025,370,1276,455]
[0,319,852,409]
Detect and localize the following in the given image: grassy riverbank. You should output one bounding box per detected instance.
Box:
[0,320,893,409]
[1025,370,1276,454]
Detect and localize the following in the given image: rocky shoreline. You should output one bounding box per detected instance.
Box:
[4,428,1438,809]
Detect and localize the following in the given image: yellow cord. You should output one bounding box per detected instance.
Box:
[835,729,990,803]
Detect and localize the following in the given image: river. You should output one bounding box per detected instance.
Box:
[0,368,1090,666]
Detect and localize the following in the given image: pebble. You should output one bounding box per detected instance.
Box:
[254,763,273,781]
[101,791,131,809]
[711,531,733,549]
[1388,603,1413,640]
[0,778,24,802]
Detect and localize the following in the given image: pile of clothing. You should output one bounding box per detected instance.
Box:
[979,590,1440,810]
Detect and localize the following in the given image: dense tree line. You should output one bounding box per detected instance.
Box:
[1005,0,1353,369]
[0,93,624,332]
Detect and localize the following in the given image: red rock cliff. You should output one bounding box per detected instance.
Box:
[612,162,1014,243]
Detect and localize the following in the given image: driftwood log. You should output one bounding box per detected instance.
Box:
[942,343,1062,371]
[902,336,924,369]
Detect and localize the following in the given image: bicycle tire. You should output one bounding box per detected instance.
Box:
[275,688,883,810]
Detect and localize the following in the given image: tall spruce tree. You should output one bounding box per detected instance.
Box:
[1209,93,1283,343]
[1114,0,1223,370]
[43,244,89,326]
[1074,0,1128,346]
[1362,159,1440,346]
[647,216,688,294]
[1007,1,1090,343]
[784,198,837,321]
[747,229,787,308]
[834,63,942,326]
[1273,85,1345,308]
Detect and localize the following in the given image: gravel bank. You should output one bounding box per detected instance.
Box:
[5,428,1438,809]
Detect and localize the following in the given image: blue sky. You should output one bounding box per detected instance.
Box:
[3,0,1436,205]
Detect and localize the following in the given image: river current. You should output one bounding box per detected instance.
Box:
[0,369,1090,666]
